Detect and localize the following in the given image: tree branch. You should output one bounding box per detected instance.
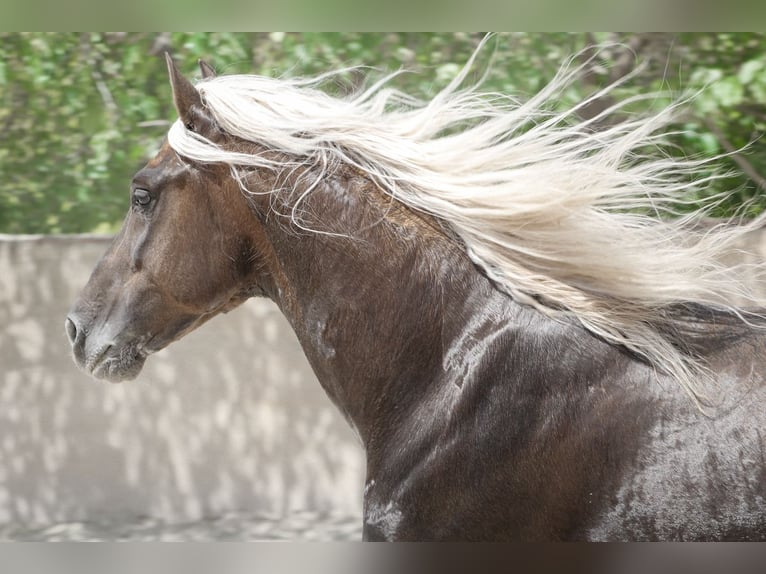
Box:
[576,33,654,124]
[703,118,766,192]
[80,33,118,121]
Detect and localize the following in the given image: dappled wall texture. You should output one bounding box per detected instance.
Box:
[0,236,364,528]
[2,229,765,531]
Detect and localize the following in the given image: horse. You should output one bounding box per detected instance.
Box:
[66,46,766,541]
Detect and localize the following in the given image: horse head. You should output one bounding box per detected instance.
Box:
[66,57,272,382]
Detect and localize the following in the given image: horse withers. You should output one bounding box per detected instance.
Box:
[67,49,766,540]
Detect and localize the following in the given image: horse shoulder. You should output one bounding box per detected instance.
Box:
[362,296,656,540]
[363,299,766,540]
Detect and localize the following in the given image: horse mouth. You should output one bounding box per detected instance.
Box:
[82,343,148,383]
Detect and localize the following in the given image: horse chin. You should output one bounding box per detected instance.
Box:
[93,360,146,383]
[86,347,148,383]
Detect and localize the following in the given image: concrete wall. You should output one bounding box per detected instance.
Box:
[0,235,365,529]
[2,229,766,532]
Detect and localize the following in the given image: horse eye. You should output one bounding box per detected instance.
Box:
[133,188,152,207]
[185,121,195,132]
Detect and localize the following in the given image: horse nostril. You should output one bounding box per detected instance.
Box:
[65,316,79,345]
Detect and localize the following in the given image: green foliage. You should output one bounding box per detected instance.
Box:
[1,33,764,234]
[0,33,174,234]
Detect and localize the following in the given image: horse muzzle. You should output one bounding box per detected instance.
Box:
[65,313,148,382]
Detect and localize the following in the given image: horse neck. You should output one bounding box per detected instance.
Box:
[250,167,516,445]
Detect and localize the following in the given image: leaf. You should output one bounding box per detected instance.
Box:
[739,58,764,85]
[710,77,745,108]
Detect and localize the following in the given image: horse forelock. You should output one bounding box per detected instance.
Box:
[165,39,766,404]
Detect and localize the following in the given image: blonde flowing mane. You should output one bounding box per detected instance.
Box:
[167,39,766,402]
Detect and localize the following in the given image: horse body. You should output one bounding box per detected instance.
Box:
[244,156,766,541]
[66,54,766,540]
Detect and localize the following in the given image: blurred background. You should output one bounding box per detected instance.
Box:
[0,32,765,540]
[1,32,765,235]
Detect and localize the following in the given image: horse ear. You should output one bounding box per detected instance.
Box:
[165,52,202,122]
[198,59,216,79]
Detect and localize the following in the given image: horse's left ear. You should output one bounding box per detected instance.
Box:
[199,59,216,79]
[165,52,202,124]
